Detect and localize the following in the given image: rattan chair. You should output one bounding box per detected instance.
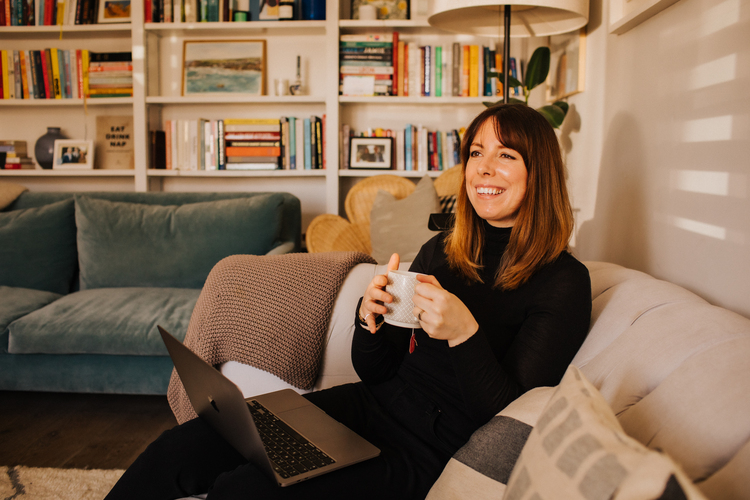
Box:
[305,165,463,254]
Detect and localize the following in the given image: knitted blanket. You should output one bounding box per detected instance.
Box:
[168,251,376,424]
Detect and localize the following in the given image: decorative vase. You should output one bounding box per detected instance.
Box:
[35,127,68,169]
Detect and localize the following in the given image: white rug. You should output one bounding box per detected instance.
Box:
[0,466,124,500]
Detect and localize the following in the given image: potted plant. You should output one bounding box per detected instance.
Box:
[484,46,569,129]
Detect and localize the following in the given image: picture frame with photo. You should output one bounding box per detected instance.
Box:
[349,137,393,169]
[53,140,94,169]
[546,28,586,103]
[182,40,266,96]
[97,0,131,23]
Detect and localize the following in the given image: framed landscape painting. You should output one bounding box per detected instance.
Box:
[182,40,266,96]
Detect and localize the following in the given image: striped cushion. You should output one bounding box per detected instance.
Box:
[503,365,707,500]
[426,387,555,500]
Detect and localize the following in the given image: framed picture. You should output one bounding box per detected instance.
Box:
[97,0,131,23]
[53,140,94,170]
[349,137,393,169]
[609,0,681,34]
[182,40,266,96]
[546,28,586,102]
[351,0,409,20]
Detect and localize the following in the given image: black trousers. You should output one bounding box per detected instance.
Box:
[105,382,454,500]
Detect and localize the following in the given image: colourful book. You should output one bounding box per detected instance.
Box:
[50,48,61,98]
[287,116,296,170]
[468,45,479,98]
[225,146,281,157]
[391,31,398,97]
[224,131,280,140]
[18,50,29,99]
[303,118,311,170]
[62,50,72,98]
[1,51,9,99]
[461,45,469,97]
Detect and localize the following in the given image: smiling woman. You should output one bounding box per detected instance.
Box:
[446,103,574,290]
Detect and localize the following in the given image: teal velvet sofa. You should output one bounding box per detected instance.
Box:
[0,191,301,395]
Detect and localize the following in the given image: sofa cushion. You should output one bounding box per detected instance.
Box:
[503,365,706,500]
[0,286,62,337]
[370,175,441,265]
[427,386,554,500]
[75,194,285,289]
[7,288,200,356]
[0,199,77,294]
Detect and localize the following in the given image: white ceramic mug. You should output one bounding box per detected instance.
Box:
[383,270,420,328]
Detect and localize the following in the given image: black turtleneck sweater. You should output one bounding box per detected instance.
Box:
[351,223,592,454]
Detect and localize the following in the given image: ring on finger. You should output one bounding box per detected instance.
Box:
[417,310,423,321]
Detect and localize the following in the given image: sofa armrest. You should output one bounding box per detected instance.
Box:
[264,241,296,256]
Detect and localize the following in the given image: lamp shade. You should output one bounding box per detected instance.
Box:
[427,0,588,37]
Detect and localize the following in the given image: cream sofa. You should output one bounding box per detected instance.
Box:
[212,260,749,499]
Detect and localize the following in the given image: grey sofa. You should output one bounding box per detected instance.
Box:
[0,190,301,395]
[203,260,749,499]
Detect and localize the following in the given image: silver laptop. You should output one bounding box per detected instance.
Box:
[158,326,380,487]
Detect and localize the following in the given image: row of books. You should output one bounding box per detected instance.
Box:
[339,32,522,98]
[1,0,102,26]
[0,140,34,169]
[145,0,305,23]
[341,125,466,173]
[153,116,325,171]
[0,50,132,99]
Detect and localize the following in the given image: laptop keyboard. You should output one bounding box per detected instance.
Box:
[247,400,336,479]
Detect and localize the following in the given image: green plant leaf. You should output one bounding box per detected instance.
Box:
[488,73,523,89]
[525,47,550,91]
[537,104,567,128]
[553,100,569,114]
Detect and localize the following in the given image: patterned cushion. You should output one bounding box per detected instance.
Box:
[503,365,707,500]
[426,386,555,500]
[439,194,457,213]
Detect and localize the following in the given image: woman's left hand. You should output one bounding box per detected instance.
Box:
[412,275,479,347]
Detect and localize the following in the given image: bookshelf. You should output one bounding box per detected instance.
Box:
[1,1,538,231]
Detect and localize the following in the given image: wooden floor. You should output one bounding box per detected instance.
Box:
[0,391,177,470]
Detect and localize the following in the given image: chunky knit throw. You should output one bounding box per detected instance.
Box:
[168,251,376,423]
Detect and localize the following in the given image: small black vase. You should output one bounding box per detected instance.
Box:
[35,127,68,169]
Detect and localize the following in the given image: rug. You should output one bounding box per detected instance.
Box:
[0,466,124,500]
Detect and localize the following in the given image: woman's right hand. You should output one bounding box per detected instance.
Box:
[359,253,400,333]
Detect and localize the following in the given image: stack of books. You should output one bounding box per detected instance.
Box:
[340,34,394,97]
[224,118,282,170]
[160,115,325,171]
[87,52,133,98]
[0,140,34,169]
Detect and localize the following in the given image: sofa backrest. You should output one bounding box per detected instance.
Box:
[576,262,750,492]
[6,191,302,253]
[3,192,301,292]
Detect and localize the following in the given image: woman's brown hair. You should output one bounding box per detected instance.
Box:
[445,103,574,290]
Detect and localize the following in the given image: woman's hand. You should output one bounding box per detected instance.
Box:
[359,253,400,334]
[412,275,479,347]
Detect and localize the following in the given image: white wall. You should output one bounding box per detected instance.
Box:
[564,0,750,318]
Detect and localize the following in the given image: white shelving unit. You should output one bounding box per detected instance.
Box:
[1,2,533,230]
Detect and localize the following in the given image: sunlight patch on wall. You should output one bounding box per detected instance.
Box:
[671,215,726,240]
[689,54,736,90]
[700,0,740,37]
[683,116,733,142]
[670,170,747,198]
